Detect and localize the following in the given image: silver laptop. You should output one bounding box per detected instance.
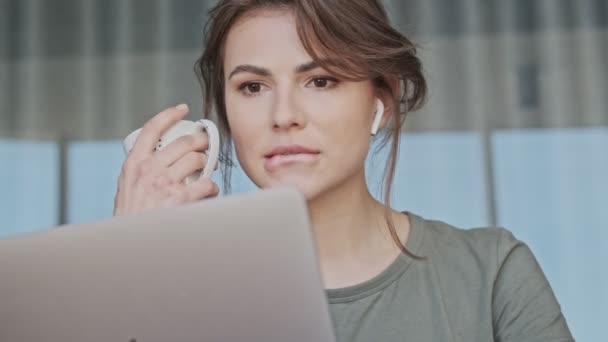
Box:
[0,187,336,342]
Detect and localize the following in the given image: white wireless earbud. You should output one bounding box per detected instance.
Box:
[371,98,384,136]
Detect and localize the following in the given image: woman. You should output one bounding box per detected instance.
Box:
[113,0,574,341]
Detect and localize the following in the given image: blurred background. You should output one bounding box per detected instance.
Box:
[0,0,606,340]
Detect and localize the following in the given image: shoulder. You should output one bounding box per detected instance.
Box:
[411,214,574,340]
[417,215,522,266]
[410,214,531,280]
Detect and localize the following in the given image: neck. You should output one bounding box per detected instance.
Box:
[307,169,395,269]
[305,168,411,289]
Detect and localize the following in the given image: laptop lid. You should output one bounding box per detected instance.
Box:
[0,187,336,342]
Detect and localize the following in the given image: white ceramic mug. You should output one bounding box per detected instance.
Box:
[123,119,220,184]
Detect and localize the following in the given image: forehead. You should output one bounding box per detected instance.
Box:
[223,9,313,70]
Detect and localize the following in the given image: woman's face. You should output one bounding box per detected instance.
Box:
[223,9,379,200]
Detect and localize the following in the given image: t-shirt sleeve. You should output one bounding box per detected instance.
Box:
[492,229,575,342]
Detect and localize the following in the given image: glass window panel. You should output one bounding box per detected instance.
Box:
[367,132,489,228]
[0,139,59,238]
[493,128,608,342]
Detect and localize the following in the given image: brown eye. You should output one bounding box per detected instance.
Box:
[238,82,265,97]
[307,76,338,89]
[247,83,261,93]
[313,78,328,88]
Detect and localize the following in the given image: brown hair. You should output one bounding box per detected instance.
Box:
[194,0,427,258]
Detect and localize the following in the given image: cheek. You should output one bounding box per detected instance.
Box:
[317,97,373,151]
[225,98,265,167]
[312,82,374,132]
[228,117,256,155]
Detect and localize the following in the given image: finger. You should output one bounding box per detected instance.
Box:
[167,152,208,182]
[154,132,208,167]
[187,178,220,200]
[129,104,190,160]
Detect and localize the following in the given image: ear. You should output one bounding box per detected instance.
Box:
[371,99,384,135]
[372,76,400,135]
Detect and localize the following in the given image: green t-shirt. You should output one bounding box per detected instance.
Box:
[326,213,574,342]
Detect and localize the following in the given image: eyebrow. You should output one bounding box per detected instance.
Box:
[228,59,332,80]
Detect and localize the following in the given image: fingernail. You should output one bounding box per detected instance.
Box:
[176,103,189,111]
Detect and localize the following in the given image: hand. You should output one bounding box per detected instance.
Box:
[113,104,220,216]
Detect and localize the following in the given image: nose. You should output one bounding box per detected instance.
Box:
[270,89,307,131]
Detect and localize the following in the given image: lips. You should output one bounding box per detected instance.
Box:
[265,145,319,158]
[264,145,320,172]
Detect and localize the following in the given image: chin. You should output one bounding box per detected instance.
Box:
[259,175,325,202]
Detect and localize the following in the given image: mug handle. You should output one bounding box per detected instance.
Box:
[196,119,220,179]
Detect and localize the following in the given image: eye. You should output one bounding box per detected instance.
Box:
[307,76,339,89]
[238,82,266,97]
